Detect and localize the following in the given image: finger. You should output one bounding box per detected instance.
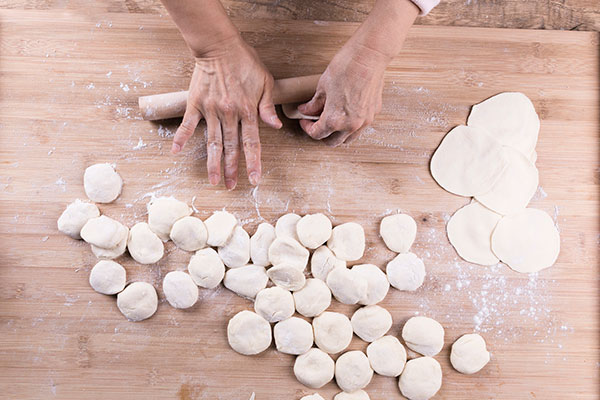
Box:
[172,106,202,154]
[240,112,261,186]
[323,130,352,147]
[304,113,336,140]
[221,114,240,190]
[299,119,317,135]
[297,91,325,116]
[259,77,282,129]
[344,129,362,144]
[205,114,223,186]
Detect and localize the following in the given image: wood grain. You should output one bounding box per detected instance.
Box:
[0,9,598,400]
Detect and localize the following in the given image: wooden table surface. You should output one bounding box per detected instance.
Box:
[0,9,598,400]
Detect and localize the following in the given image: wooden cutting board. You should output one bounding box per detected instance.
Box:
[0,9,598,400]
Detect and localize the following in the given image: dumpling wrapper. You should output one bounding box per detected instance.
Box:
[282,103,319,120]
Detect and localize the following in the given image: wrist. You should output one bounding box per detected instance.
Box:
[189,31,244,59]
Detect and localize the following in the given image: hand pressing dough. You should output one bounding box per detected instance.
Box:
[351,305,393,342]
[327,222,365,261]
[267,263,306,291]
[491,208,560,273]
[117,282,158,321]
[313,311,353,354]
[352,264,390,306]
[250,222,276,266]
[334,390,370,400]
[254,286,295,323]
[227,310,272,355]
[380,214,417,253]
[398,357,442,400]
[169,216,207,251]
[127,222,164,264]
[326,267,367,305]
[163,271,198,309]
[296,213,332,249]
[402,316,445,357]
[204,210,237,246]
[450,333,490,374]
[274,316,314,355]
[268,237,310,270]
[83,163,123,203]
[275,213,301,240]
[367,335,407,377]
[91,230,128,259]
[147,196,192,241]
[187,248,225,289]
[300,394,324,400]
[386,252,426,291]
[57,199,100,239]
[294,348,335,388]
[310,245,346,281]
[282,103,320,120]
[218,226,250,268]
[80,215,128,249]
[293,278,332,318]
[335,351,373,393]
[223,264,268,299]
[89,260,126,295]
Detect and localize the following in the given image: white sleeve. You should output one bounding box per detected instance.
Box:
[410,0,440,15]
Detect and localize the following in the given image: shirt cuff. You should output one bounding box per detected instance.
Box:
[410,0,440,16]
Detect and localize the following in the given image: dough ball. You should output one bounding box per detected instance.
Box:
[351,305,393,342]
[352,264,389,305]
[117,282,158,321]
[147,196,192,241]
[366,335,407,377]
[447,202,502,266]
[326,267,367,305]
[83,163,123,203]
[296,213,332,249]
[250,222,276,266]
[227,310,272,355]
[89,260,126,295]
[335,351,373,393]
[327,222,365,261]
[218,225,250,268]
[187,248,225,289]
[169,216,207,252]
[204,210,238,246]
[127,222,164,264]
[491,208,560,273]
[380,213,417,253]
[430,125,508,196]
[450,333,490,374]
[80,215,128,249]
[310,245,346,281]
[268,237,309,270]
[57,199,100,239]
[91,229,128,259]
[162,271,198,309]
[223,264,268,299]
[334,390,370,400]
[293,348,335,388]
[275,212,301,240]
[274,316,314,355]
[386,253,426,291]
[282,102,319,121]
[312,311,353,354]
[293,278,331,318]
[267,263,306,291]
[402,316,444,357]
[300,394,324,400]
[254,286,295,323]
[398,357,442,400]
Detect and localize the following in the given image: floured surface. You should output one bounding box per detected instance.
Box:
[0,10,598,400]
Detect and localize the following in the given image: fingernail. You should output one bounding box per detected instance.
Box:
[209,174,219,185]
[225,178,236,190]
[171,143,181,154]
[249,172,260,185]
[271,116,282,129]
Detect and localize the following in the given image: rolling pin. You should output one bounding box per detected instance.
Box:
[138,74,321,121]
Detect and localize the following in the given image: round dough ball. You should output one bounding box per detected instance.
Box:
[380,214,417,253]
[335,351,373,393]
[398,357,442,400]
[352,264,389,305]
[294,348,335,388]
[89,260,126,295]
[83,163,123,203]
[218,225,250,268]
[326,267,367,305]
[366,335,407,377]
[300,394,324,400]
[293,278,331,318]
[274,317,314,355]
[268,237,309,270]
[491,208,560,273]
[334,390,370,400]
[117,282,158,321]
[91,229,128,259]
[147,196,192,241]
[162,271,198,309]
[310,245,346,281]
[187,248,225,289]
[402,316,444,357]
[254,286,295,323]
[386,253,426,292]
[127,222,164,264]
[204,210,238,247]
[169,216,207,251]
[313,311,353,354]
[250,222,276,266]
[57,199,100,239]
[351,305,393,342]
[227,310,272,355]
[275,212,301,240]
[327,222,365,261]
[296,213,332,249]
[450,333,490,374]
[267,263,306,291]
[223,264,268,299]
[80,215,128,249]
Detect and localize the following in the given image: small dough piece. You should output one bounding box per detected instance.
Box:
[430,125,508,196]
[313,311,353,354]
[310,245,346,281]
[223,264,268,299]
[351,305,393,342]
[386,253,426,291]
[254,286,295,323]
[352,264,390,305]
[267,263,306,291]
[335,351,373,393]
[380,214,417,253]
[367,335,407,377]
[83,163,123,203]
[450,333,490,374]
[274,316,314,355]
[402,316,445,357]
[326,267,367,305]
[296,213,332,249]
[447,202,502,265]
[147,196,192,241]
[127,222,164,264]
[89,260,126,295]
[187,248,225,289]
[491,208,560,273]
[227,310,272,355]
[250,222,276,266]
[117,282,158,321]
[91,229,128,259]
[398,357,442,400]
[294,348,335,388]
[268,237,309,270]
[327,222,365,261]
[218,225,250,268]
[80,215,128,249]
[275,213,301,240]
[203,210,238,247]
[282,102,320,120]
[293,278,332,318]
[162,271,198,309]
[169,216,207,251]
[334,390,370,400]
[300,394,324,400]
[57,199,100,239]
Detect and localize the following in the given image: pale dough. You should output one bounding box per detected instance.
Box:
[83,163,123,203]
[91,230,128,259]
[254,286,295,323]
[273,316,314,355]
[187,248,225,289]
[204,210,237,246]
[351,305,393,342]
[250,222,276,266]
[380,213,417,253]
[366,335,407,377]
[296,213,332,249]
[450,333,490,374]
[162,271,198,309]
[147,196,192,241]
[310,245,346,281]
[57,199,100,239]
[80,215,128,249]
[89,260,126,295]
[267,263,306,291]
[326,266,367,305]
[398,357,442,400]
[117,282,158,321]
[282,102,320,120]
[327,222,365,261]
[169,216,207,252]
[223,264,268,299]
[127,222,164,264]
[218,225,250,268]
[294,348,335,388]
[227,310,272,355]
[402,316,445,357]
[300,394,324,400]
[386,253,426,291]
[335,351,373,393]
[275,212,301,240]
[312,311,353,354]
[334,390,370,400]
[352,264,390,306]
[293,278,332,318]
[268,237,310,270]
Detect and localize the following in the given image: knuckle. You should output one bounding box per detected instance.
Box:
[243,136,260,151]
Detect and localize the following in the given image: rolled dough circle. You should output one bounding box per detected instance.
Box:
[366,335,407,377]
[273,316,314,355]
[83,163,123,203]
[334,390,370,400]
[335,351,373,393]
[380,213,417,253]
[162,271,198,309]
[326,266,367,305]
[296,213,332,249]
[327,222,365,261]
[117,282,158,321]
[300,394,324,400]
[146,196,192,241]
[89,260,126,295]
[223,264,268,299]
[450,333,490,374]
[275,213,301,240]
[352,263,390,305]
[398,357,442,400]
[127,222,164,264]
[187,248,225,289]
[80,215,128,249]
[218,225,250,268]
[310,245,346,281]
[267,263,306,291]
[227,310,272,355]
[293,348,335,388]
[254,286,295,323]
[293,278,332,318]
[312,311,353,354]
[204,210,237,246]
[91,230,128,260]
[57,199,100,239]
[169,216,207,252]
[250,222,276,266]
[268,237,310,270]
[386,253,426,291]
[402,316,445,357]
[351,305,393,342]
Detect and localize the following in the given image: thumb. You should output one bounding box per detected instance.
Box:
[259,76,282,129]
[172,105,202,154]
[298,91,325,116]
